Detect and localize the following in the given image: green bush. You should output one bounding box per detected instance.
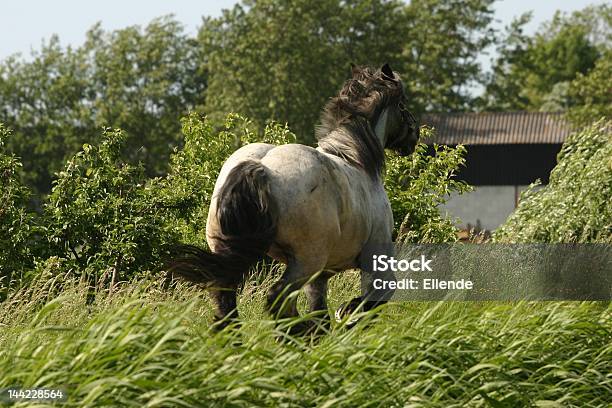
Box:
[495,120,612,243]
[0,125,37,299]
[43,128,178,284]
[386,126,471,243]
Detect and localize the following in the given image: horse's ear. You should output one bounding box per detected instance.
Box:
[381,63,395,81]
[350,63,360,78]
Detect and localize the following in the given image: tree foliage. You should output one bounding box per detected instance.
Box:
[0,39,94,195]
[82,18,205,176]
[0,17,203,195]
[201,0,497,142]
[483,5,610,112]
[566,52,612,127]
[199,0,405,143]
[402,0,496,112]
[0,1,498,195]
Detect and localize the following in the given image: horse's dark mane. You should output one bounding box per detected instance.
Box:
[316,66,404,179]
[317,117,385,179]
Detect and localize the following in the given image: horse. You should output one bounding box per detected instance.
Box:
[170,63,419,331]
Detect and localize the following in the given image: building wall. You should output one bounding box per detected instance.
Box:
[440,185,541,231]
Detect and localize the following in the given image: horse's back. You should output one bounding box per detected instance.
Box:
[214,142,334,201]
[261,144,372,268]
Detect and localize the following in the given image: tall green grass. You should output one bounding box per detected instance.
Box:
[1,269,609,407]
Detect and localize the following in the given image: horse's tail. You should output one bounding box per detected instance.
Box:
[168,160,278,288]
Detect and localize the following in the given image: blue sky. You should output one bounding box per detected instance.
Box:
[0,0,605,66]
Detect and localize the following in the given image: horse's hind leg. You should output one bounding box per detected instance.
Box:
[209,287,238,331]
[267,258,328,335]
[266,263,303,319]
[304,272,330,313]
[304,272,332,333]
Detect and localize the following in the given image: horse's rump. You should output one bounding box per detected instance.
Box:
[169,159,278,287]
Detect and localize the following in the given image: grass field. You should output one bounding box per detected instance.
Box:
[0,266,610,407]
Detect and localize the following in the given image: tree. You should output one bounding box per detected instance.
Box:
[401,0,496,112]
[483,5,609,111]
[199,0,404,143]
[200,0,497,143]
[0,38,95,194]
[83,17,205,177]
[566,51,612,127]
[0,16,204,195]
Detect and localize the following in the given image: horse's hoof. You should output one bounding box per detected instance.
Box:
[334,297,364,328]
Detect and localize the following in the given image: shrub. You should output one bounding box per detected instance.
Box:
[0,125,37,299]
[495,120,611,243]
[385,126,471,243]
[43,128,178,285]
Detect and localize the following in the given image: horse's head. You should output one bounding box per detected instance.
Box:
[373,63,420,156]
[316,64,420,178]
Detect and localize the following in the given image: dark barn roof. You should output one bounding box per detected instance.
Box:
[420,112,571,185]
[422,112,571,145]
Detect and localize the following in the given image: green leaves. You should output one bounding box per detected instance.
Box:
[43,128,177,283]
[385,126,471,243]
[0,16,203,196]
[567,52,612,127]
[402,0,496,112]
[0,125,37,299]
[495,120,612,243]
[483,4,610,112]
[200,0,497,142]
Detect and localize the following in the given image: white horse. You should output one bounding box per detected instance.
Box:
[170,64,419,331]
